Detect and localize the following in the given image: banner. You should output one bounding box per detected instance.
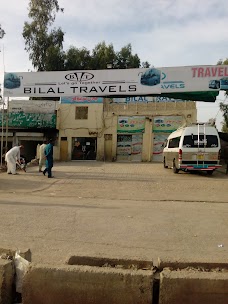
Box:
[3,68,161,97]
[4,65,226,98]
[0,112,56,128]
[153,116,183,133]
[117,116,145,133]
[160,65,228,93]
[9,100,56,113]
[60,96,103,104]
[112,96,185,103]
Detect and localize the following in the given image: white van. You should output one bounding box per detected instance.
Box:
[162,123,221,175]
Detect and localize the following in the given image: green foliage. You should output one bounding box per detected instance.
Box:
[65,47,92,70]
[23,2,150,71]
[217,59,228,132]
[221,123,228,133]
[217,58,228,65]
[220,102,228,132]
[23,0,64,71]
[91,41,116,69]
[65,41,145,70]
[0,24,6,39]
[115,44,140,69]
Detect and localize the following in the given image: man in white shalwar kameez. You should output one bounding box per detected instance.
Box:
[39,140,47,172]
[5,145,24,175]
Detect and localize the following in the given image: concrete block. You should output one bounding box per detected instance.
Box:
[159,268,228,304]
[0,259,14,304]
[23,264,154,304]
[0,247,31,262]
[156,257,228,271]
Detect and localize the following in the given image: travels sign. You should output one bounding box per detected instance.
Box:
[3,65,226,98]
[3,69,161,97]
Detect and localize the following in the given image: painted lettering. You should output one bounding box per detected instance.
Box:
[198,68,204,77]
[192,67,197,77]
[99,86,107,92]
[47,88,55,94]
[71,86,79,93]
[80,87,87,93]
[192,66,228,78]
[119,85,126,92]
[129,85,137,92]
[218,67,223,77]
[24,87,31,94]
[89,87,98,93]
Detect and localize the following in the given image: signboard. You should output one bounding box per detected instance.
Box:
[4,65,225,98]
[112,96,185,103]
[3,68,161,97]
[60,96,103,104]
[153,116,183,133]
[117,116,145,133]
[9,100,56,113]
[0,113,56,128]
[113,96,157,103]
[160,65,228,93]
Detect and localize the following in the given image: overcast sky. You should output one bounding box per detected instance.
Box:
[0,0,227,130]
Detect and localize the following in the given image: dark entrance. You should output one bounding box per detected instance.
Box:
[72,137,97,160]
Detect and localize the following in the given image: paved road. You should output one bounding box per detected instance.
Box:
[0,162,227,266]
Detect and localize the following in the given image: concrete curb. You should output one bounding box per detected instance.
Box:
[22,264,154,304]
[159,268,228,304]
[156,257,228,271]
[0,259,14,304]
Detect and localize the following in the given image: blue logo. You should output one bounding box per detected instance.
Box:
[140,68,161,86]
[161,72,166,80]
[4,73,21,89]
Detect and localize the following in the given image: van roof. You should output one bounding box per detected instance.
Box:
[167,124,218,139]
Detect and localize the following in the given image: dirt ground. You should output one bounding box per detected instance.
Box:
[0,161,227,266]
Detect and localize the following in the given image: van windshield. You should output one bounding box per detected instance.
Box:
[183,135,218,148]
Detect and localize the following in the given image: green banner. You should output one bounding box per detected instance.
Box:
[0,112,56,128]
[153,116,183,133]
[117,116,145,133]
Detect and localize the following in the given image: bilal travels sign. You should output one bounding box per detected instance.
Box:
[3,69,161,97]
[3,65,226,98]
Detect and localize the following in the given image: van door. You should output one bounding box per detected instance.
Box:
[166,136,181,168]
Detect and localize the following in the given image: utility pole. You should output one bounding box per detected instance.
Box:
[0,25,5,167]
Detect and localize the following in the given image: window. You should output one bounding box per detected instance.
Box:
[168,137,181,148]
[75,106,88,119]
[183,135,218,148]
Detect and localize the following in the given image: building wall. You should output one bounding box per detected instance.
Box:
[103,100,197,162]
[57,103,104,160]
[56,99,197,162]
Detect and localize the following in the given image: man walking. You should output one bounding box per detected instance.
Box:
[43,139,54,178]
[5,145,24,175]
[38,140,47,172]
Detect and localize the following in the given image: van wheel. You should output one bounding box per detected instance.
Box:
[173,161,179,174]
[207,170,214,176]
[163,158,168,168]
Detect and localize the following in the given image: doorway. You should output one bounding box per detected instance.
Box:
[72,137,97,160]
[116,134,143,162]
[60,137,68,161]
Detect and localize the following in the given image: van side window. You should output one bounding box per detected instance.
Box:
[183,135,218,148]
[168,136,181,148]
